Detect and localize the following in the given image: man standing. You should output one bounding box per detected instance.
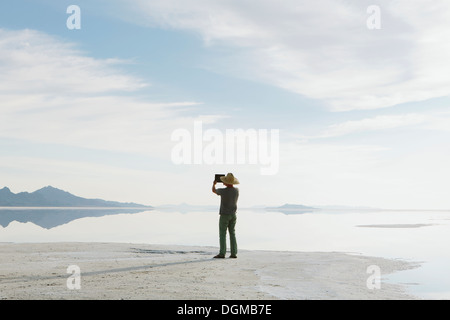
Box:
[212,173,239,259]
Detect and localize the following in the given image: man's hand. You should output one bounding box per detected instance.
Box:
[212,180,218,194]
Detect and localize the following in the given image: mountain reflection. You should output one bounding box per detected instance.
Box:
[0,208,150,229]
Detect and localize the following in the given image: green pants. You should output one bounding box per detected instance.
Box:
[219,214,237,256]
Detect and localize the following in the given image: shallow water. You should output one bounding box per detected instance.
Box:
[1,207,449,299]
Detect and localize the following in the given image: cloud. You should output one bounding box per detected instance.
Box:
[0,29,146,94]
[300,111,450,140]
[0,28,210,157]
[422,112,450,132]
[122,0,450,111]
[317,113,428,138]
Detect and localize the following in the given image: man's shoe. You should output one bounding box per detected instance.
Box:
[213,254,225,259]
[229,255,237,259]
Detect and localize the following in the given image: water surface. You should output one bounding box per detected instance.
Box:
[1,207,449,298]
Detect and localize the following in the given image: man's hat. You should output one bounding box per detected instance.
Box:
[220,173,240,185]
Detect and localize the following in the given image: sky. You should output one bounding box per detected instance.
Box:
[1,0,450,209]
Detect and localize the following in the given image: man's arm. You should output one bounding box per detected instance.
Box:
[212,180,218,195]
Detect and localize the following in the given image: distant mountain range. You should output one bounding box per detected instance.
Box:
[0,186,383,228]
[264,204,382,214]
[153,203,381,214]
[265,203,319,214]
[0,185,381,213]
[0,186,150,208]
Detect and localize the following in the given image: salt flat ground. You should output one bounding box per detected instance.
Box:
[0,242,418,300]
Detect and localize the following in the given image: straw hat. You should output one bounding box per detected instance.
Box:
[220,173,240,185]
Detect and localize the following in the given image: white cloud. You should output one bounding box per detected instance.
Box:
[2,16,450,209]
[300,111,450,140]
[317,113,428,138]
[0,28,212,158]
[123,0,450,111]
[0,29,146,94]
[422,111,450,132]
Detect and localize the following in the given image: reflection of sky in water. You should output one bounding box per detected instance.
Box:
[1,208,449,299]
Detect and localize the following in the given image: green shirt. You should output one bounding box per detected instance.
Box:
[216,187,239,215]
